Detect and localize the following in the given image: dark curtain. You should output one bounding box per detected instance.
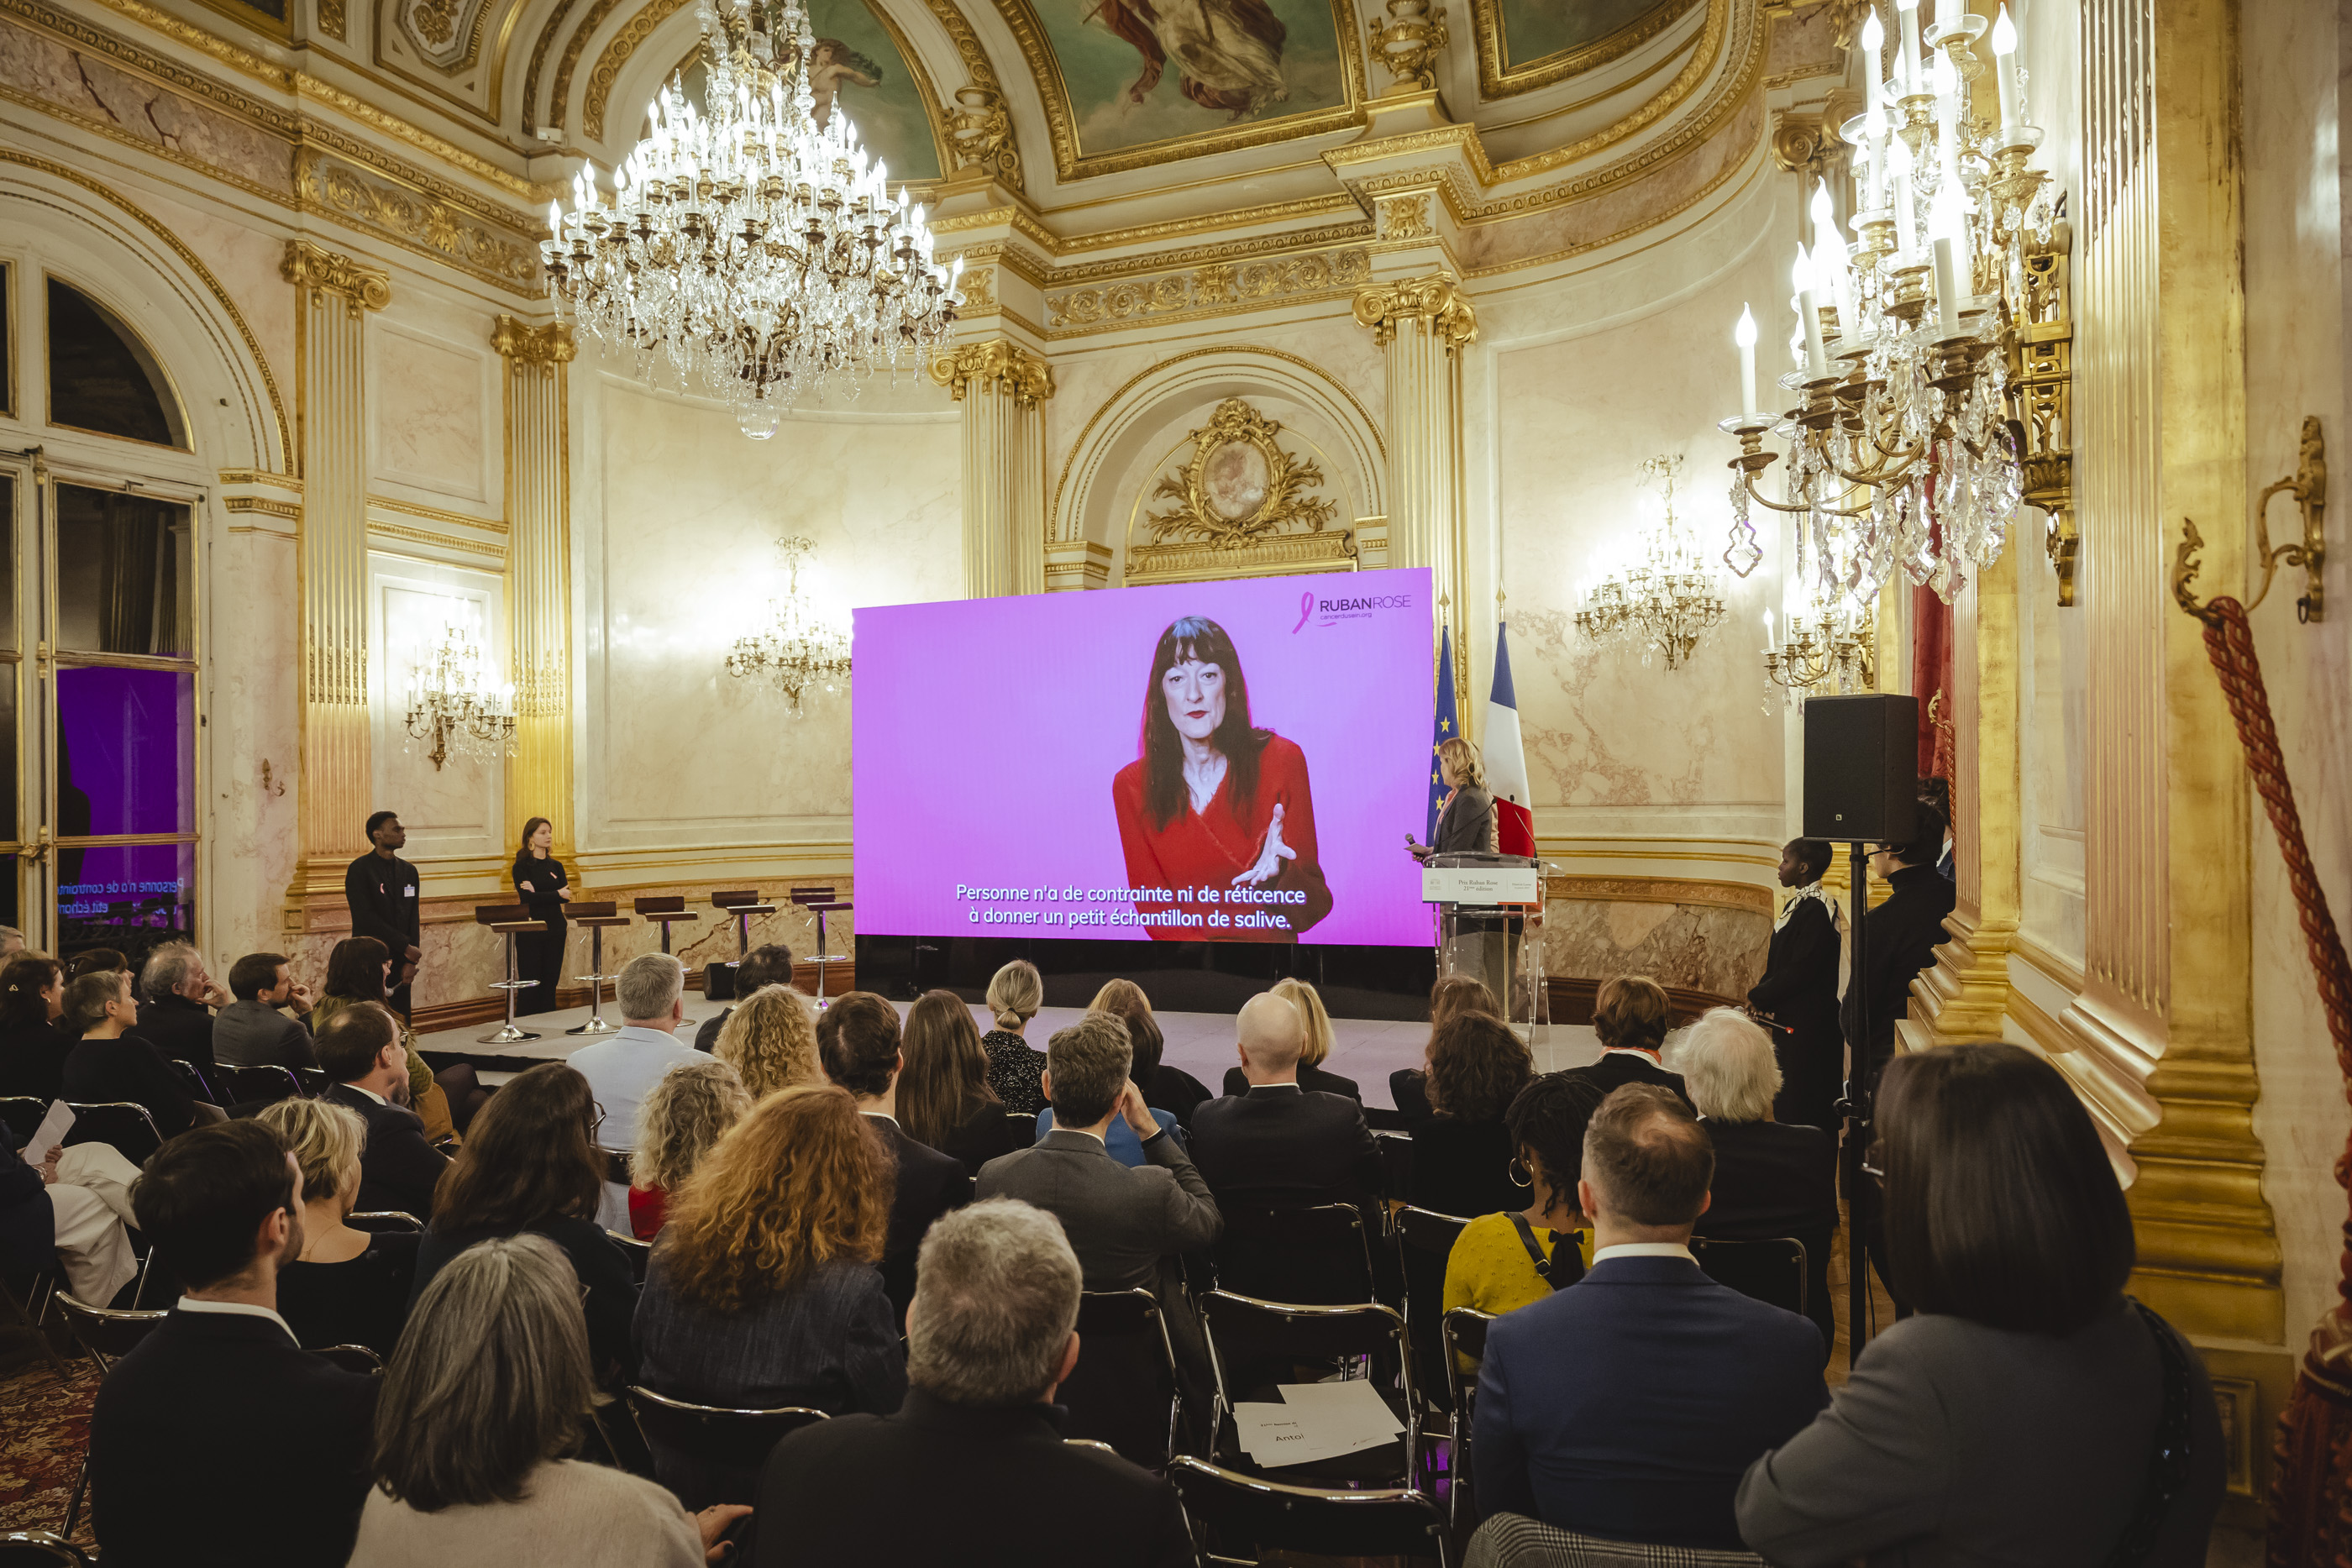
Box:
[96,493,179,656]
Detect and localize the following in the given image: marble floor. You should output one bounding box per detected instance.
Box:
[417,999,1604,1110]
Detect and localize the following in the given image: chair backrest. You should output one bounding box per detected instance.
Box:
[1465,1512,1767,1568]
[297,1067,330,1097]
[1059,1288,1181,1469]
[0,1097,43,1142]
[1440,1307,1494,1423]
[1201,1291,1415,1416]
[1375,1130,1415,1205]
[228,1064,303,1106]
[168,1059,217,1104]
[54,1292,166,1368]
[1688,1236,1807,1319]
[710,889,760,910]
[346,1210,423,1234]
[65,1102,162,1167]
[1004,1110,1039,1151]
[0,1531,96,1566]
[312,1344,383,1376]
[607,1229,653,1283]
[1214,1202,1375,1305]
[623,1386,827,1471]
[1167,1457,1450,1565]
[604,1148,633,1187]
[1394,1207,1472,1414]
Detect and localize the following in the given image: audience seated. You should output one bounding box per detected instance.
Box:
[628,1057,752,1240]
[1392,974,1505,1125]
[352,1233,745,1568]
[712,983,822,1099]
[315,937,474,1142]
[0,952,71,1100]
[261,1096,420,1357]
[213,951,318,1072]
[0,1119,140,1308]
[92,1120,380,1568]
[979,958,1049,1116]
[570,952,703,1230]
[1676,1009,1837,1348]
[60,968,206,1138]
[977,1011,1219,1418]
[1445,1072,1605,1318]
[1091,978,1212,1127]
[1410,1011,1533,1219]
[1221,977,1359,1101]
[66,947,128,982]
[897,989,1013,1175]
[1564,976,1693,1109]
[411,1062,640,1386]
[1476,1085,1826,1550]
[754,1198,1191,1568]
[1736,1044,2224,1565]
[318,1002,450,1221]
[635,1085,906,1505]
[123,941,225,1076]
[818,992,971,1321]
[1026,1010,1184,1167]
[1190,990,1379,1209]
[694,942,796,1053]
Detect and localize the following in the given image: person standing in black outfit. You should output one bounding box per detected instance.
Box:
[0,952,71,1100]
[511,815,570,1016]
[1840,804,1958,1099]
[1747,838,1845,1137]
[345,811,422,1020]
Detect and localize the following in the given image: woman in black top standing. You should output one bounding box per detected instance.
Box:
[0,952,71,1100]
[512,816,570,1016]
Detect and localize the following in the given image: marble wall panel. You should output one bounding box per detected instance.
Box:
[205,523,302,968]
[1541,895,1770,998]
[372,320,491,502]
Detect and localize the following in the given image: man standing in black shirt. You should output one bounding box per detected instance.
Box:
[1839,804,1958,1097]
[345,811,422,1020]
[1746,837,1844,1137]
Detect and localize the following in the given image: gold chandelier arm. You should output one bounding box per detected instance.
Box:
[1740,467,1875,518]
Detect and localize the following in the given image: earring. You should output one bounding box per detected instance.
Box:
[1508,1157,1533,1190]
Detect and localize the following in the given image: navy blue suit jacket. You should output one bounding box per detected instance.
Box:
[1473,1252,1829,1550]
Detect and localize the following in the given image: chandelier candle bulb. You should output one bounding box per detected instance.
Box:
[1888,139,1919,257]
[1861,8,1886,112]
[1928,186,1964,333]
[1793,246,1831,379]
[1735,305,1759,413]
[1894,0,1924,94]
[1992,4,2022,128]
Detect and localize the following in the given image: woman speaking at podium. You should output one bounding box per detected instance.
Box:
[1410,737,1498,860]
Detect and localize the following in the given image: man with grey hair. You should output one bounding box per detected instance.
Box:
[1678,1007,1837,1348]
[752,1199,1192,1566]
[565,951,699,1230]
[125,940,228,1076]
[1189,990,1380,1209]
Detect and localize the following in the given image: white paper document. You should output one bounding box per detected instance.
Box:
[1232,1379,1403,1467]
[25,1099,75,1162]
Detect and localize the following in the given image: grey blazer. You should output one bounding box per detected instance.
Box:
[211,999,317,1072]
[974,1128,1221,1295]
[1735,1302,2225,1565]
[1434,784,1496,854]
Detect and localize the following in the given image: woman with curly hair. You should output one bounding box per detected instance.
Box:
[1409,1010,1533,1219]
[711,983,821,1099]
[627,1057,753,1240]
[1391,973,1504,1125]
[633,1084,904,1505]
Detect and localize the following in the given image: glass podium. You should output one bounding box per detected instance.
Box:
[1422,852,1550,1040]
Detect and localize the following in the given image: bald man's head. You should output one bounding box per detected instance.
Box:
[1236,991,1305,1081]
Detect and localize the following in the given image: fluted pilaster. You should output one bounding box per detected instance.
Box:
[493,316,576,857]
[932,340,1053,598]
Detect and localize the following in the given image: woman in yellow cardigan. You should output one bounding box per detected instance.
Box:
[1443,1072,1606,1317]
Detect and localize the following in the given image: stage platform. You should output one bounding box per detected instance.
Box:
[416,999,1603,1112]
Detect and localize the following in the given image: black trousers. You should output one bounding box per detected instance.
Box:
[1769,1018,1845,1138]
[515,920,567,1015]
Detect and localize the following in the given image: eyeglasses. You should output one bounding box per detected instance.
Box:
[591,1101,607,1135]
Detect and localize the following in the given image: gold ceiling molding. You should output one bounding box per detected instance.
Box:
[1046,245,1372,333]
[220,468,301,488]
[367,519,508,559]
[548,0,660,139]
[0,149,292,472]
[282,234,394,310]
[918,0,1021,186]
[1045,220,1374,286]
[370,494,510,533]
[318,0,344,39]
[522,0,591,132]
[296,148,542,288]
[1485,0,1738,185]
[929,339,1054,406]
[1352,270,1477,346]
[988,0,1370,182]
[224,494,302,519]
[1472,0,1700,99]
[1051,192,1365,257]
[580,0,690,139]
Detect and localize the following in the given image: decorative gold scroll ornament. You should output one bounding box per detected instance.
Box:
[1147,400,1337,552]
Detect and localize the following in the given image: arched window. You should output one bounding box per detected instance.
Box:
[47,277,187,448]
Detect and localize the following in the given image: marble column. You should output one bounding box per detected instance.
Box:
[492,317,576,858]
[1352,272,1477,700]
[930,341,1053,598]
[281,239,389,895]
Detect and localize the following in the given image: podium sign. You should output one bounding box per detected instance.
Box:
[1422,864,1541,905]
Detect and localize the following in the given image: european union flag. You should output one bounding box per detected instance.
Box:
[1427,623,1457,844]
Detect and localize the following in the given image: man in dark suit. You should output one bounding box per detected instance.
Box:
[1746,837,1845,1135]
[345,810,422,1020]
[820,991,970,1321]
[317,1001,448,1221]
[1841,802,1959,1096]
[1189,990,1379,1209]
[123,941,224,1077]
[60,968,203,1140]
[212,952,318,1072]
[1564,975,1693,1109]
[756,1198,1191,1567]
[692,942,795,1053]
[92,1118,378,1567]
[1475,1084,1827,1550]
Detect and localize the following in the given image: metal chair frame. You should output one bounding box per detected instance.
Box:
[1166,1455,1452,1568]
[312,1343,383,1376]
[346,1211,423,1234]
[1213,1202,1378,1306]
[1066,1287,1186,1468]
[567,905,632,1037]
[0,1266,70,1379]
[0,1096,44,1142]
[53,1292,168,1535]
[227,1063,304,1105]
[476,905,544,1045]
[167,1059,216,1105]
[0,1530,96,1566]
[1440,1307,1496,1534]
[62,1102,163,1168]
[1005,1110,1040,1150]
[1688,1235,1809,1318]
[1200,1290,1420,1488]
[607,1228,653,1283]
[622,1385,827,1499]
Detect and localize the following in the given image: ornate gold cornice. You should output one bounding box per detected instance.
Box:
[921,0,1020,187]
[929,340,1054,406]
[1352,270,1478,348]
[491,315,578,364]
[1472,0,1703,99]
[370,493,508,533]
[1048,245,1372,333]
[295,149,541,288]
[282,237,392,312]
[366,520,507,559]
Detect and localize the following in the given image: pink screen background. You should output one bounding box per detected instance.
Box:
[853,568,1436,947]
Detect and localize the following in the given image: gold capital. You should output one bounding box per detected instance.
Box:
[1352,271,1478,349]
[491,315,578,365]
[281,239,391,316]
[929,340,1054,406]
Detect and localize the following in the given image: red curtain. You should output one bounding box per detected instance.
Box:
[1912,583,1955,782]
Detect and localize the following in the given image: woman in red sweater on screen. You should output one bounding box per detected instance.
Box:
[1112,615,1330,942]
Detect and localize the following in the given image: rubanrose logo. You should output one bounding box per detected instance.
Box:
[1293,590,1315,632]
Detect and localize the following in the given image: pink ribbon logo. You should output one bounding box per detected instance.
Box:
[1293,590,1315,632]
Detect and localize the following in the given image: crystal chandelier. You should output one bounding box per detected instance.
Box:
[540,0,965,440]
[405,622,517,771]
[1575,455,1729,670]
[1719,0,2070,610]
[724,536,852,713]
[1761,595,1878,709]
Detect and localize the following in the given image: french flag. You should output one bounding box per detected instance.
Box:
[1488,623,1536,857]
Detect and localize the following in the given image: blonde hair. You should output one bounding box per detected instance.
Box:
[632,1057,753,1195]
[259,1097,368,1207]
[1271,978,1335,1069]
[713,983,822,1099]
[986,959,1042,1030]
[1437,736,1486,790]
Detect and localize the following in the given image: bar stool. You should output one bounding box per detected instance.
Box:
[475,903,543,1045]
[711,889,776,962]
[633,895,702,1023]
[790,886,852,1009]
[567,901,631,1037]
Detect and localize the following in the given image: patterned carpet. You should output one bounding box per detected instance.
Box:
[0,1349,98,1546]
